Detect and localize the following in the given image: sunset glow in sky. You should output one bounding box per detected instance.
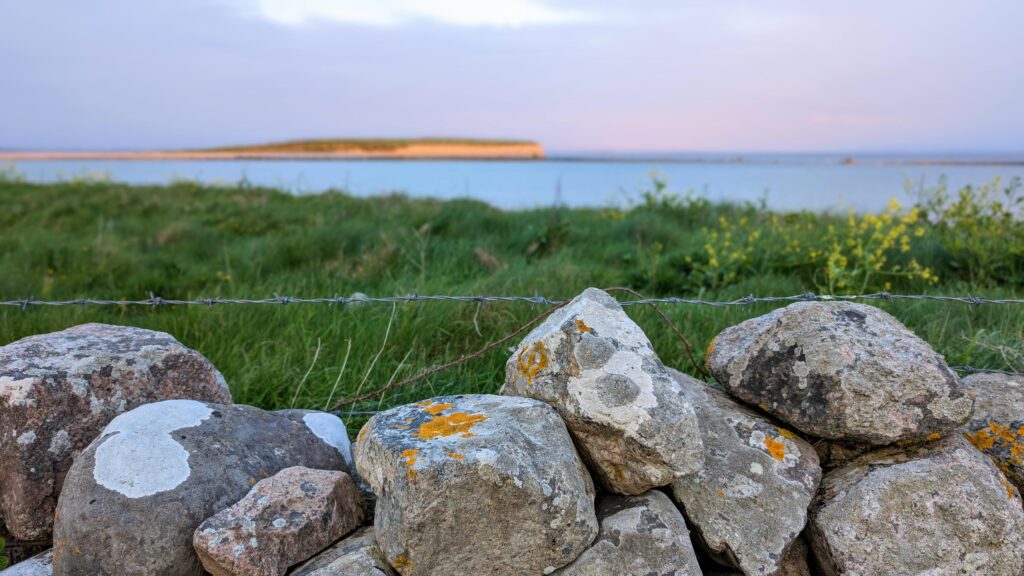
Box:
[2,0,1022,152]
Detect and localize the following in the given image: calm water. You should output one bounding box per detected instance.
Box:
[7,153,1024,212]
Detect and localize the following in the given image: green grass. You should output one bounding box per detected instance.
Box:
[202,138,539,154]
[1,177,1022,428]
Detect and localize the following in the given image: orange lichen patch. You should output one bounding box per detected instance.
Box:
[460,433,475,438]
[576,319,593,334]
[417,400,434,407]
[1000,476,1016,500]
[764,436,786,461]
[777,428,798,439]
[423,403,454,415]
[401,448,420,479]
[965,421,1024,467]
[357,426,369,442]
[925,432,942,441]
[705,336,718,361]
[416,412,487,440]
[447,452,465,460]
[717,489,725,497]
[516,341,549,387]
[391,425,411,430]
[392,554,414,571]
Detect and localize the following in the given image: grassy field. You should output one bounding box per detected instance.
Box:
[1,175,1022,425]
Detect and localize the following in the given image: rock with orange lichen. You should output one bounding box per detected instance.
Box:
[353,394,598,576]
[706,302,972,445]
[808,435,1024,575]
[960,373,1024,493]
[501,288,703,494]
[669,369,820,576]
[552,491,702,576]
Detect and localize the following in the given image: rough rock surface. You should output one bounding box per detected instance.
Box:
[52,400,354,576]
[553,491,702,576]
[0,323,231,540]
[354,394,598,576]
[808,435,1024,575]
[0,550,52,576]
[706,302,972,445]
[669,369,820,576]
[501,287,703,494]
[960,372,1024,492]
[290,526,397,576]
[194,467,364,576]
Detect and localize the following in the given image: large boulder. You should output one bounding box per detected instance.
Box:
[290,526,397,576]
[354,394,598,576]
[553,491,702,576]
[0,323,231,540]
[501,288,703,494]
[52,400,354,576]
[706,302,972,445]
[194,467,364,576]
[960,372,1024,491]
[808,435,1024,575]
[0,550,52,576]
[670,369,820,576]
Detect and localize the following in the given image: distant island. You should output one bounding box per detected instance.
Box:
[0,138,546,161]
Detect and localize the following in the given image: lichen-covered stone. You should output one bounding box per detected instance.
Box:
[194,467,364,576]
[0,550,52,576]
[290,526,397,576]
[670,369,820,576]
[960,373,1024,492]
[706,302,972,445]
[0,323,231,540]
[354,394,598,576]
[501,287,703,494]
[553,491,702,576]
[52,401,354,576]
[808,435,1024,575]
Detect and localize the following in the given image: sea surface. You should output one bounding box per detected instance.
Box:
[6,152,1024,212]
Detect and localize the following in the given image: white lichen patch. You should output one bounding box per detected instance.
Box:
[303,412,352,466]
[17,431,37,446]
[93,399,213,498]
[567,350,657,435]
[0,376,37,407]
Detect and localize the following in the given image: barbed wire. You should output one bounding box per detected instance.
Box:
[2,291,1024,309]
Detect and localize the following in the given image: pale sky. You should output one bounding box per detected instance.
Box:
[1,0,1022,152]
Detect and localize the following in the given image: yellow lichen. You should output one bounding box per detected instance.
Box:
[401,448,419,479]
[392,553,414,572]
[705,336,718,364]
[447,452,465,460]
[576,319,593,334]
[516,341,549,387]
[357,425,369,442]
[416,412,487,440]
[1000,476,1016,500]
[764,436,786,461]
[423,403,454,415]
[925,432,942,441]
[777,428,798,439]
[964,421,1024,467]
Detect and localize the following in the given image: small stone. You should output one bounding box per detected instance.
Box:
[553,491,702,576]
[502,288,703,494]
[706,302,972,444]
[194,467,364,576]
[669,369,821,576]
[0,550,52,576]
[52,401,354,576]
[808,435,1024,574]
[0,323,231,540]
[290,526,397,576]
[355,394,597,576]
[960,372,1024,492]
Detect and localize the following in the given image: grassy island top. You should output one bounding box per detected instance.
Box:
[203,138,542,154]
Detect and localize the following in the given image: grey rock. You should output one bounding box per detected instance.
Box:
[960,373,1024,491]
[502,287,703,494]
[0,550,51,576]
[354,394,597,576]
[808,435,1024,575]
[670,369,820,576]
[289,526,397,576]
[706,302,972,445]
[0,323,231,540]
[52,401,354,576]
[194,467,364,576]
[553,490,702,576]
